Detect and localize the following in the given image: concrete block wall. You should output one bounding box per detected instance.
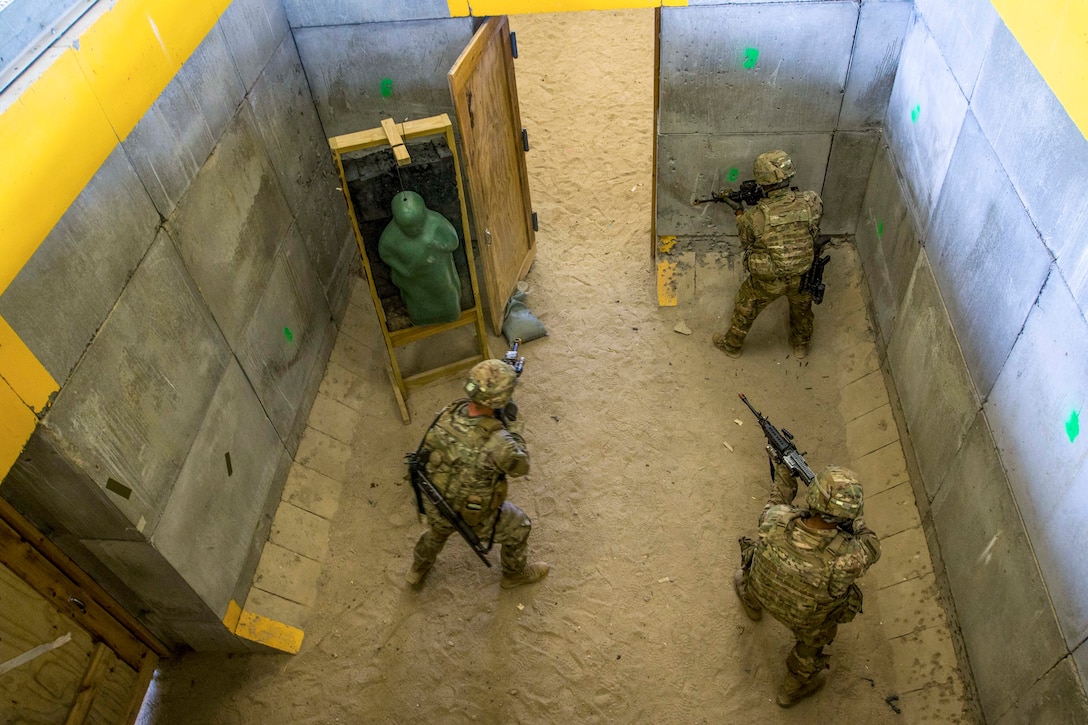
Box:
[858,2,1088,721]
[656,0,912,239]
[0,0,356,650]
[289,7,477,140]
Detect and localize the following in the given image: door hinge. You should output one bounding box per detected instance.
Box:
[521,128,529,152]
[510,32,518,58]
[532,212,538,232]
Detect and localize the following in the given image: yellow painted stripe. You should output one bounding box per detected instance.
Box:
[0,315,58,413]
[0,378,38,483]
[222,599,243,631]
[0,50,117,296]
[235,610,305,654]
[451,0,684,15]
[990,0,1088,139]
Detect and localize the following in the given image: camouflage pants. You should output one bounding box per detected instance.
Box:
[723,273,813,350]
[413,500,532,576]
[738,567,838,684]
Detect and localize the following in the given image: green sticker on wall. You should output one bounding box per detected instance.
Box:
[911,104,921,123]
[1067,410,1080,442]
[743,48,759,69]
[727,167,739,182]
[284,327,294,342]
[877,221,884,238]
[380,78,393,97]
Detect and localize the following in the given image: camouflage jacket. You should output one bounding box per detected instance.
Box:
[748,463,880,628]
[737,187,823,279]
[421,400,529,522]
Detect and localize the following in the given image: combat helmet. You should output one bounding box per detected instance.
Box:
[753,150,795,186]
[806,465,864,521]
[464,359,518,408]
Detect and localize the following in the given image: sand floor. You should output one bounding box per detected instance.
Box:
[138,10,979,724]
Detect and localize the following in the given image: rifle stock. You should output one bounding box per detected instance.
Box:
[406,452,493,568]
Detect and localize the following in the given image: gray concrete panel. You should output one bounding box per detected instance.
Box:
[295,19,476,139]
[283,0,451,27]
[294,162,354,299]
[839,1,912,130]
[994,655,1088,725]
[219,0,290,92]
[236,224,334,454]
[887,249,980,501]
[927,113,1054,398]
[0,147,158,386]
[914,0,998,99]
[883,15,967,228]
[931,410,1067,722]
[166,104,294,347]
[39,231,231,531]
[855,141,920,343]
[820,131,879,235]
[1,432,141,542]
[152,361,287,614]
[655,133,831,238]
[246,34,328,218]
[1074,644,1088,709]
[659,4,856,134]
[121,67,216,219]
[80,538,213,621]
[121,23,246,219]
[327,234,360,327]
[973,23,1088,313]
[985,273,1088,649]
[179,22,247,147]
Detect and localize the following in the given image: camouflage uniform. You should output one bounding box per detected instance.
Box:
[412,400,534,576]
[721,186,823,352]
[736,462,880,694]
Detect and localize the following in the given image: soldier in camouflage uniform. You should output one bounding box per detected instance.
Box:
[406,359,550,589]
[733,458,880,707]
[713,150,823,359]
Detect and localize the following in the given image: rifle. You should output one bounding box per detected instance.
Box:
[738,393,816,486]
[691,179,765,212]
[503,338,525,377]
[800,235,832,305]
[497,338,525,426]
[405,450,493,568]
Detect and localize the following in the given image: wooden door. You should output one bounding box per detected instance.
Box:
[449,16,536,334]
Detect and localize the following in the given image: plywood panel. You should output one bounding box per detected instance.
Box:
[449,15,536,333]
[0,563,95,724]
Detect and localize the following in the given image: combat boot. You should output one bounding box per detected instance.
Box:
[712,333,742,358]
[405,561,432,587]
[501,562,550,589]
[732,569,762,621]
[776,673,825,708]
[792,343,809,360]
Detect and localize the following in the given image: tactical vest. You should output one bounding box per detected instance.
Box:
[746,191,815,279]
[748,511,847,629]
[423,401,507,523]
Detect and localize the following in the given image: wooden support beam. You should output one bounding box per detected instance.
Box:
[380,117,411,166]
[120,651,158,725]
[64,642,109,725]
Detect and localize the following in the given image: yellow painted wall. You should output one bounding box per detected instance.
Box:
[990,0,1088,139]
[0,0,230,481]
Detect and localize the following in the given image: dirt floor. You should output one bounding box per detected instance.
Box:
[139,9,978,724]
